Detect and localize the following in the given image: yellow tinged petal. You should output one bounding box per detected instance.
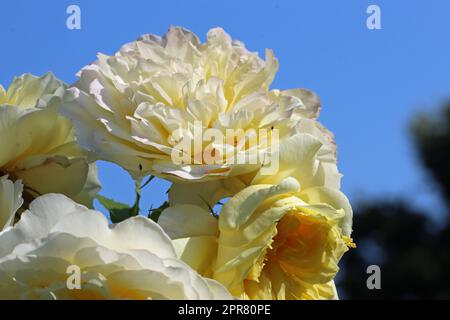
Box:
[172,236,218,277]
[14,157,89,197]
[158,204,218,239]
[0,176,23,230]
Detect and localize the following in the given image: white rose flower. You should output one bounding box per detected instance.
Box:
[0,194,233,300]
[63,26,322,181]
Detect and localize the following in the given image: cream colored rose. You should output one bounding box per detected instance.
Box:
[0,194,233,300]
[159,178,353,300]
[63,26,322,181]
[0,73,100,209]
[0,176,23,230]
[214,177,353,300]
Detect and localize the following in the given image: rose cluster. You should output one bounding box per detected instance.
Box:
[0,27,353,300]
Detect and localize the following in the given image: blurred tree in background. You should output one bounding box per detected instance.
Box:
[339,102,450,299]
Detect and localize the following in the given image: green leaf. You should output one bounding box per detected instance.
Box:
[96,194,140,223]
[109,207,136,223]
[148,201,169,222]
[96,195,129,211]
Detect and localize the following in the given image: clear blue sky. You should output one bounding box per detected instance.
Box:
[2,0,450,217]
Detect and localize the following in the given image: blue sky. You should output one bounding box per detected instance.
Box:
[1,0,450,217]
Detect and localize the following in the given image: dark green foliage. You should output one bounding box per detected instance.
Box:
[96,193,140,223]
